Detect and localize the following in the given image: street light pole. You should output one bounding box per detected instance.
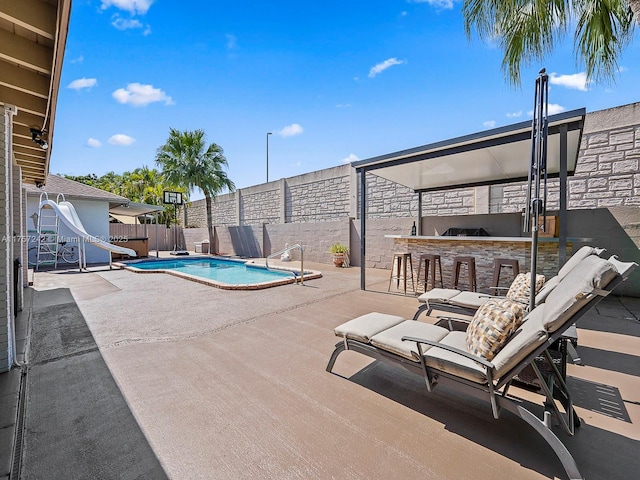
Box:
[266,132,272,182]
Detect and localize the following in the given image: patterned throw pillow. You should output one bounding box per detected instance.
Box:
[466,298,525,361]
[506,273,545,305]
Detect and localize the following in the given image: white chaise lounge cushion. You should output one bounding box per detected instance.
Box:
[557,245,602,280]
[334,312,405,343]
[370,321,449,361]
[465,298,525,361]
[491,306,548,378]
[417,288,461,304]
[535,246,602,304]
[425,331,488,384]
[543,255,618,332]
[446,291,488,309]
[534,275,560,304]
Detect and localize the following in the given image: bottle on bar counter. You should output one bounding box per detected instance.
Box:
[411,221,416,236]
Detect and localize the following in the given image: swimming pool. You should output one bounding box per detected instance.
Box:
[119,257,322,290]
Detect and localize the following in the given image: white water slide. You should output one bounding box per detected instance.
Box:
[39,199,137,257]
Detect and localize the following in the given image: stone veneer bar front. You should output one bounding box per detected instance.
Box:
[384,235,590,293]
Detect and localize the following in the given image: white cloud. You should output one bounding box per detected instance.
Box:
[368,58,405,78]
[506,111,522,118]
[86,138,102,148]
[112,83,174,106]
[342,153,359,164]
[67,77,97,90]
[547,103,566,115]
[527,103,566,117]
[108,134,136,146]
[336,103,351,108]
[410,0,455,9]
[549,72,589,91]
[278,123,304,137]
[483,120,496,129]
[226,34,237,50]
[70,55,84,64]
[112,16,143,30]
[101,0,154,15]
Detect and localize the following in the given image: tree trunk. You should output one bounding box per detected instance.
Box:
[630,0,640,27]
[205,194,214,254]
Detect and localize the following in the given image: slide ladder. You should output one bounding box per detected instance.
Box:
[35,192,62,270]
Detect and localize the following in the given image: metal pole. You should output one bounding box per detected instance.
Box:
[155,212,159,258]
[266,132,272,182]
[559,124,568,267]
[360,168,367,290]
[527,69,549,312]
[417,192,423,236]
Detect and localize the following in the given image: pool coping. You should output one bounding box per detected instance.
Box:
[113,256,323,290]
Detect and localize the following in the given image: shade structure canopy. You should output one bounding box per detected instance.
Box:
[352,108,585,192]
[353,108,586,291]
[109,202,165,217]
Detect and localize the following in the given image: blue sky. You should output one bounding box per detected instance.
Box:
[52,0,640,198]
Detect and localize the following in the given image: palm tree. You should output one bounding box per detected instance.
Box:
[155,128,235,251]
[462,0,638,85]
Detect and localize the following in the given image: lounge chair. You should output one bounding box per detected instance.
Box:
[413,245,606,320]
[327,254,637,480]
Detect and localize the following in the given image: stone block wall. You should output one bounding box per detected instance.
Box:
[177,102,640,295]
[185,194,237,227]
[241,186,280,225]
[287,170,350,223]
[364,173,418,217]
[490,102,640,213]
[422,187,476,216]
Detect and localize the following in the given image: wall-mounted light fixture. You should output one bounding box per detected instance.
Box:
[30,128,49,150]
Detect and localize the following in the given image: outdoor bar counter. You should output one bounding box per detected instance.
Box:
[385,235,586,292]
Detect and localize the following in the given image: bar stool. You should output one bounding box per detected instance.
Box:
[491,258,520,292]
[451,256,477,292]
[388,252,415,295]
[416,253,443,291]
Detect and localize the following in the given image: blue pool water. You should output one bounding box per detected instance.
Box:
[128,258,293,285]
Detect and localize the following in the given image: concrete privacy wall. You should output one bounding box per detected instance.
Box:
[490,103,640,213]
[184,103,640,227]
[178,102,640,295]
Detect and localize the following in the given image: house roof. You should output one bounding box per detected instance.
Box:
[352,108,586,192]
[23,174,130,206]
[0,0,72,185]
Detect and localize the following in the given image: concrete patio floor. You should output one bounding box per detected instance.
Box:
[11,260,640,479]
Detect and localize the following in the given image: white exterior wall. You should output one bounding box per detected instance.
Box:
[1,106,14,371]
[12,164,23,313]
[26,196,111,265]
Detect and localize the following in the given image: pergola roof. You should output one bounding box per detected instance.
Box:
[0,0,72,185]
[353,108,586,192]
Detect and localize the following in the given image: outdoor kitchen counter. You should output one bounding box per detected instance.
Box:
[384,235,590,292]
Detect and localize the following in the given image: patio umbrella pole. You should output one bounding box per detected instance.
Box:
[525,69,549,312]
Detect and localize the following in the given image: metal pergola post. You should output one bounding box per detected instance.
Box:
[360,168,367,290]
[417,192,423,235]
[559,124,568,267]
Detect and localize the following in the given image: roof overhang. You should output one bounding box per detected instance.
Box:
[0,0,72,185]
[353,108,586,192]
